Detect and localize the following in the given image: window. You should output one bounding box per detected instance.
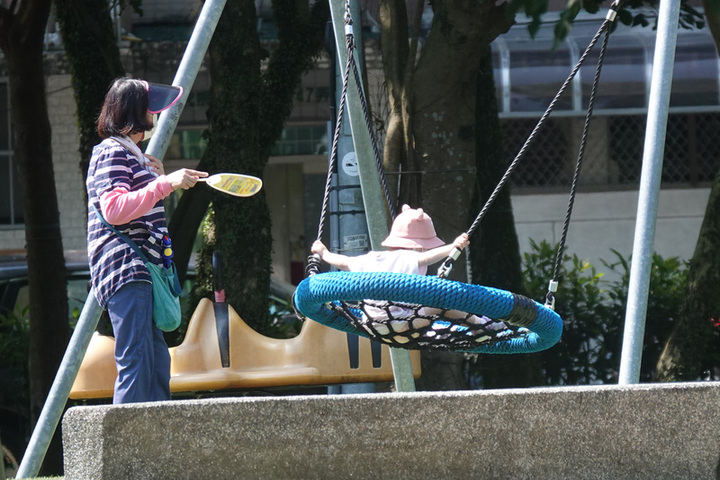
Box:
[162,127,208,161]
[270,124,328,157]
[494,15,720,190]
[501,29,574,113]
[0,80,23,226]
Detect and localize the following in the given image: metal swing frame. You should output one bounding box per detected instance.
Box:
[294,0,624,357]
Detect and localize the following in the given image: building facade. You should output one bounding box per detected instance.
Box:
[0,2,715,286]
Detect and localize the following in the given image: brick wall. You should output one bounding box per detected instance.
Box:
[47,75,87,251]
[0,74,86,253]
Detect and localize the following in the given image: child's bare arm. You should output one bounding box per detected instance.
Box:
[417,233,469,267]
[311,240,351,271]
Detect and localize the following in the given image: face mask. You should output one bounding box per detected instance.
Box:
[143,113,158,142]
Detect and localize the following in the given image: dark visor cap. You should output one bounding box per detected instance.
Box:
[143,81,183,114]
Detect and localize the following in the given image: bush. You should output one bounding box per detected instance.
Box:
[520,240,687,385]
[602,249,687,382]
[0,305,30,471]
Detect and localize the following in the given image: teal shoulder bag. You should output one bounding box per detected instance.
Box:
[92,205,182,332]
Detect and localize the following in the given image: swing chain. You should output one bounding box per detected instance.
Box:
[546,11,613,311]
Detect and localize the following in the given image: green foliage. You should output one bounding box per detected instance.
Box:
[602,249,688,381]
[523,240,617,384]
[0,306,31,456]
[0,306,30,408]
[506,0,705,51]
[0,295,84,463]
[519,240,687,385]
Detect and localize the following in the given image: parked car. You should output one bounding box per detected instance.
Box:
[0,250,91,321]
[0,250,296,327]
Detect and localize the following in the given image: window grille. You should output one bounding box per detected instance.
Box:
[504,112,720,189]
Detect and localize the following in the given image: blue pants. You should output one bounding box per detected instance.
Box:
[107,281,171,404]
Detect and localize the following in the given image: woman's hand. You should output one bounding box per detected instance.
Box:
[165,169,209,190]
[144,155,165,175]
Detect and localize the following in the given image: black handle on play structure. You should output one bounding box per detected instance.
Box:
[212,251,230,368]
[213,251,224,295]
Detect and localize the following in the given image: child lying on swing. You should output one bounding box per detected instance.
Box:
[311,204,504,341]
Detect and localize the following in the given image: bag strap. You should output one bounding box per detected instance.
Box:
[91,203,150,264]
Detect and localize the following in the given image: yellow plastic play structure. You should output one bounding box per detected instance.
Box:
[69,297,421,399]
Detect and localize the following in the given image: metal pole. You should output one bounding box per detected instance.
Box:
[145,0,228,160]
[618,0,680,385]
[329,6,377,394]
[328,0,415,392]
[16,2,228,476]
[15,295,103,478]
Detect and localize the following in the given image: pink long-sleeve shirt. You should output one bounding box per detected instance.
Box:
[99,176,173,225]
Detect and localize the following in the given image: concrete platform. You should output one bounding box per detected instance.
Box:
[62,382,720,479]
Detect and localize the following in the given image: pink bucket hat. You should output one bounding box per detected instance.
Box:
[381,204,445,250]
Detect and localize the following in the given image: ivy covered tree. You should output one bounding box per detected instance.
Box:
[53,0,126,178]
[171,0,329,334]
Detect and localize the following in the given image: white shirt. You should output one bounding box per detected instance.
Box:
[345,250,426,322]
[346,250,427,276]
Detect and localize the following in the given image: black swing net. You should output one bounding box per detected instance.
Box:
[293,0,621,354]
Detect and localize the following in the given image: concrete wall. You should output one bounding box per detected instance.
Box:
[62,382,720,480]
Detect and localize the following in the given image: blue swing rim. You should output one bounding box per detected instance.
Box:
[293,271,563,354]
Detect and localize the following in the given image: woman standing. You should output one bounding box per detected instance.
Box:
[86,77,207,403]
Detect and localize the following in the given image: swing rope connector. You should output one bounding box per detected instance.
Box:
[437,247,462,279]
[437,259,453,279]
[544,279,559,310]
[344,0,353,35]
[606,0,622,21]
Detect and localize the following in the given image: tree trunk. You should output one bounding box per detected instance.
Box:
[471,47,544,388]
[192,0,270,332]
[379,1,518,390]
[378,0,412,203]
[191,0,328,335]
[655,2,720,381]
[410,1,511,261]
[655,172,720,380]
[0,0,69,475]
